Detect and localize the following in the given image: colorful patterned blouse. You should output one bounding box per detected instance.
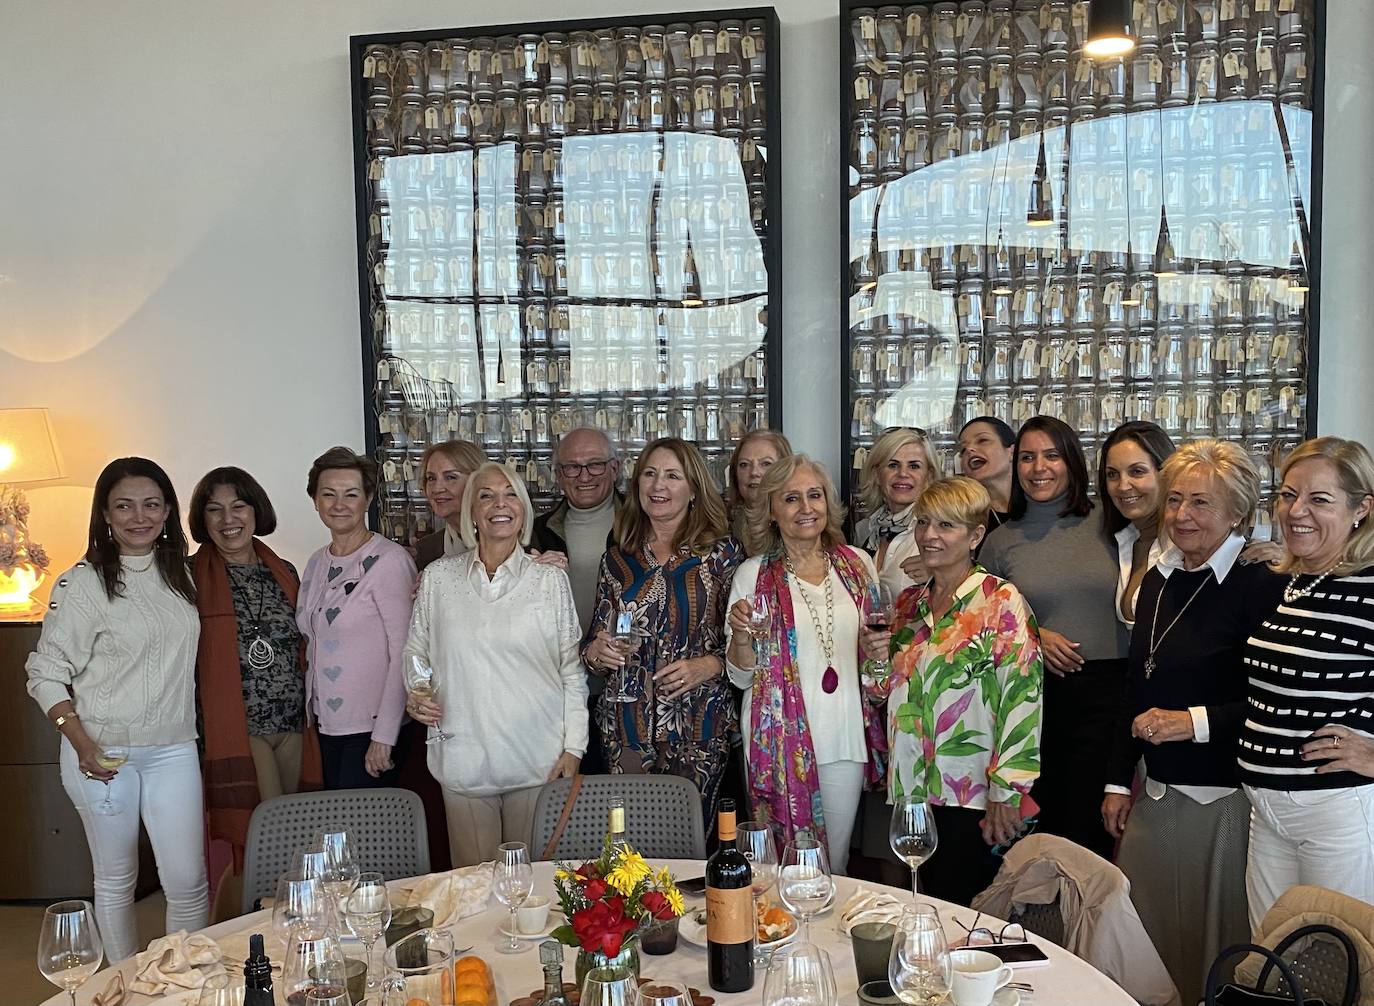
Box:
[581,536,742,819]
[870,566,1044,810]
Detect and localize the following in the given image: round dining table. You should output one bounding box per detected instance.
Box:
[50,860,1136,1005]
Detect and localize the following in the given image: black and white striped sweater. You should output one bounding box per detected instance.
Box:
[1239,568,1374,790]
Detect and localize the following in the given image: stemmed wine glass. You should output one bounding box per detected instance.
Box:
[345,872,392,994]
[888,903,951,1005]
[274,874,330,940]
[748,592,772,662]
[606,605,645,704]
[763,942,837,1006]
[282,932,347,1005]
[87,719,130,816]
[777,830,834,942]
[317,828,360,934]
[37,900,103,1006]
[738,820,779,964]
[404,655,452,743]
[196,973,245,1006]
[889,796,939,900]
[493,841,534,954]
[864,585,896,680]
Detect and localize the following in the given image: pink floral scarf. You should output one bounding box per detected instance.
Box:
[747,544,887,849]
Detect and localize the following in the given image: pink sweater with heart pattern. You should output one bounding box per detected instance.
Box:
[296,533,415,746]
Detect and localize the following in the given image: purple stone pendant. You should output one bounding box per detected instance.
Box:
[821,666,839,694]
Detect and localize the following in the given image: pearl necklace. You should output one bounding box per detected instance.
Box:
[785,553,839,694]
[1283,562,1341,604]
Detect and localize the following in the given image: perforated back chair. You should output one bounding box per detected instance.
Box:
[530,774,706,861]
[241,787,430,915]
[1012,899,1067,946]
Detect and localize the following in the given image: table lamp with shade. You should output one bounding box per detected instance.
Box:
[0,408,64,618]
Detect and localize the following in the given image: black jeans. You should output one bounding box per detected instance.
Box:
[319,731,405,790]
[1029,657,1125,860]
[917,805,1006,907]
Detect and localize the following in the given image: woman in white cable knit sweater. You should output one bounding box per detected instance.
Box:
[25,457,208,962]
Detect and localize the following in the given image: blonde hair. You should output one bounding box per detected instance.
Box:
[421,439,486,480]
[614,438,729,555]
[859,428,941,512]
[1275,437,1374,576]
[914,476,991,533]
[743,454,847,557]
[458,462,534,549]
[726,429,795,507]
[1159,438,1260,528]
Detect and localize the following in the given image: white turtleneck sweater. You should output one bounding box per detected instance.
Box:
[26,555,200,747]
[564,494,615,633]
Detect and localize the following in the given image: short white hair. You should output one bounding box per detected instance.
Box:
[459,462,534,549]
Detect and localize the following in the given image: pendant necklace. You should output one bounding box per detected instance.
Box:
[236,564,276,671]
[786,553,838,693]
[1144,570,1213,678]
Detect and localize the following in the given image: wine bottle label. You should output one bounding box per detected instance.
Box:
[705,886,753,944]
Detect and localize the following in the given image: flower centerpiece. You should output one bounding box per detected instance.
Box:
[551,838,685,982]
[0,486,50,615]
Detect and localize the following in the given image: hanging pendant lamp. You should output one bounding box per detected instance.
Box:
[1085,0,1136,58]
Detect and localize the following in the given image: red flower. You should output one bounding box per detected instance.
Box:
[571,896,638,957]
[582,877,609,902]
[640,890,675,920]
[575,862,602,880]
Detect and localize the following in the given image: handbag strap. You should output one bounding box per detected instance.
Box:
[540,774,585,861]
[1258,924,1360,1006]
[1207,943,1307,1006]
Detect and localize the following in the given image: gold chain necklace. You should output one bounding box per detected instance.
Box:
[784,553,839,694]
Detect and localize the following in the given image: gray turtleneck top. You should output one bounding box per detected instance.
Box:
[979,496,1128,662]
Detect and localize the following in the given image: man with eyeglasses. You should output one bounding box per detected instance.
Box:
[533,427,622,773]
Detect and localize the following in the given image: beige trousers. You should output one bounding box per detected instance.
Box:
[441,785,543,867]
[248,731,303,800]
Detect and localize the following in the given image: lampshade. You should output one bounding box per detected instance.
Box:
[0,409,64,484]
[1085,0,1136,58]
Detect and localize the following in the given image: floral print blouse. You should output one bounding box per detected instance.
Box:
[869,566,1044,810]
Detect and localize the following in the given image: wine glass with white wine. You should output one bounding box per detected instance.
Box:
[605,605,645,704]
[37,900,103,1006]
[889,796,938,900]
[88,720,130,816]
[404,655,452,743]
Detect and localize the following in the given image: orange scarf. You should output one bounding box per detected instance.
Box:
[193,540,322,868]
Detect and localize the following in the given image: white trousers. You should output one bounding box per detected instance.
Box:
[1244,783,1374,933]
[60,739,209,962]
[818,761,866,876]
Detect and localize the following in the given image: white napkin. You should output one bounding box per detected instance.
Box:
[838,887,907,935]
[128,931,227,995]
[405,862,494,927]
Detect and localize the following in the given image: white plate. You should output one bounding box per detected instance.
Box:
[498,910,563,940]
[951,990,1020,1006]
[678,909,798,953]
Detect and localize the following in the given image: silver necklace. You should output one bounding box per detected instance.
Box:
[1145,570,1213,678]
[122,554,154,572]
[785,553,839,694]
[1283,563,1340,604]
[233,563,276,670]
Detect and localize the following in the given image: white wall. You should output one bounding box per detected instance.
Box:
[2,1,1369,589]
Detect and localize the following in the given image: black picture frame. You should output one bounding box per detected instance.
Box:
[350,8,782,544]
[837,0,1325,523]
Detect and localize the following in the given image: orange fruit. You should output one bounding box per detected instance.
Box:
[455,987,489,1006]
[456,956,489,974]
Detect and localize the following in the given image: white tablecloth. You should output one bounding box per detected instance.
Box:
[50,860,1135,1005]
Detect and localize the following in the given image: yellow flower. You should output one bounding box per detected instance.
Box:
[665,885,685,917]
[606,851,651,896]
[654,867,674,889]
[554,868,575,884]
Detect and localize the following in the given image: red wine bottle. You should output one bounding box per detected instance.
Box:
[242,933,273,1006]
[706,799,754,992]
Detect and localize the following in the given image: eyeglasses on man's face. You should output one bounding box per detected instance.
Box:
[557,459,613,478]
